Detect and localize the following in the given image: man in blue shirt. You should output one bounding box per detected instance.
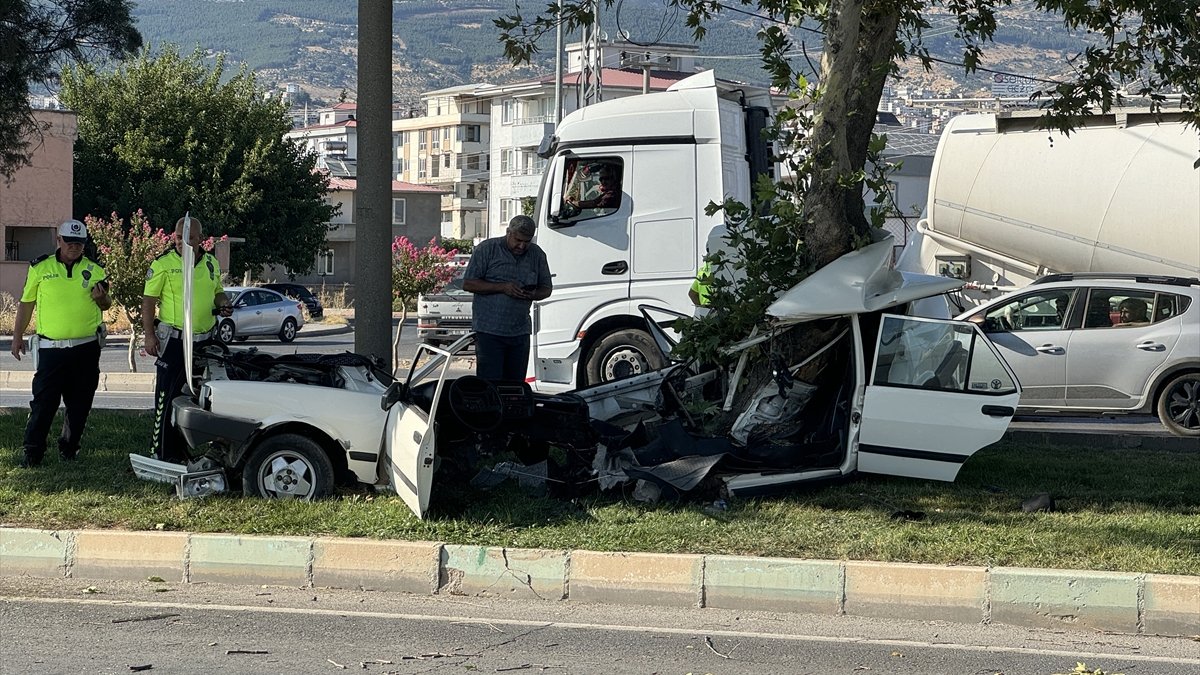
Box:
[463,215,552,381]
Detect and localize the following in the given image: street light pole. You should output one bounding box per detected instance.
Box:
[554,0,564,124]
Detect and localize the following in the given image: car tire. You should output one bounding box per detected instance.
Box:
[279,317,298,342]
[584,328,664,387]
[216,319,236,344]
[1156,372,1200,437]
[241,434,335,500]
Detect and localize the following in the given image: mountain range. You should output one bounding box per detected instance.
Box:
[130,0,1090,105]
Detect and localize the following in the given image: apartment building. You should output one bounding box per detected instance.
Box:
[0,110,77,298]
[392,84,493,241]
[483,42,701,237]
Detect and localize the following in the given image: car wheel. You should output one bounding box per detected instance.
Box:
[1157,372,1200,437]
[279,317,297,342]
[216,319,236,344]
[584,328,664,387]
[241,434,335,500]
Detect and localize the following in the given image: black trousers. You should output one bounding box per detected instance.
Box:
[474,332,530,382]
[24,340,101,461]
[150,334,189,461]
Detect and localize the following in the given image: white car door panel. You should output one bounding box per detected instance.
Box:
[385,344,453,519]
[987,330,1070,408]
[1065,320,1180,409]
[859,315,1021,482]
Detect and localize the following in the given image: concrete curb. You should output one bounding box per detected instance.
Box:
[2,527,1195,635]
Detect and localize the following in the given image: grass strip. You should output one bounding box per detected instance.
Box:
[1,408,1197,575]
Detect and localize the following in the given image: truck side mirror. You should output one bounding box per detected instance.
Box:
[546,155,567,226]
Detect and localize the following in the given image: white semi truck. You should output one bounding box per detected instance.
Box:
[529,70,773,392]
[897,110,1200,316]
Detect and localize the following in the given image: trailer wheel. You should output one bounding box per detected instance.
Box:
[242,434,335,500]
[584,328,664,387]
[1157,372,1200,437]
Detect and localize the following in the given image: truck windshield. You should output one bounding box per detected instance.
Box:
[441,268,471,296]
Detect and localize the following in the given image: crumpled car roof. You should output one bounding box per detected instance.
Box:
[766,235,965,323]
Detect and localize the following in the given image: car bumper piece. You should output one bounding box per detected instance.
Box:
[172,398,260,452]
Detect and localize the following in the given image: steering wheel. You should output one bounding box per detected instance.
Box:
[446,376,505,433]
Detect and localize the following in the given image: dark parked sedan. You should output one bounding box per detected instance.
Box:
[263,282,323,319]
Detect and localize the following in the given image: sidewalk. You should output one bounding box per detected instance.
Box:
[1,527,1195,636]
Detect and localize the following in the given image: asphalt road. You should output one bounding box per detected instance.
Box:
[1,322,418,374]
[3,577,1197,675]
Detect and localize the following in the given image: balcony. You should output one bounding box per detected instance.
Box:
[442,194,487,210]
[511,118,554,148]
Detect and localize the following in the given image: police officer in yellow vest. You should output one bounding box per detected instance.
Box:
[10,220,112,467]
[141,216,232,461]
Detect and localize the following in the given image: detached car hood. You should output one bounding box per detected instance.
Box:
[767,236,965,323]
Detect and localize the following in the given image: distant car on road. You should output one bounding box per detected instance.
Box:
[262,282,323,319]
[958,273,1200,436]
[216,286,306,344]
[417,255,472,346]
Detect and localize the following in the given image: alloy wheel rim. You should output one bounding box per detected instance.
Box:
[259,450,316,499]
[1167,380,1200,430]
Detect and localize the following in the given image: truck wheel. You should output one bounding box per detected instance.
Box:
[242,434,335,500]
[584,328,664,386]
[1157,372,1200,437]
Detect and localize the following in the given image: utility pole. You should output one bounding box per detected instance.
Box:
[580,0,603,107]
[553,0,564,124]
[356,0,393,369]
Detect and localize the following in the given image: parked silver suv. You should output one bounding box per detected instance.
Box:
[958,274,1200,436]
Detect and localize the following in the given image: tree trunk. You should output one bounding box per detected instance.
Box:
[712,1,902,431]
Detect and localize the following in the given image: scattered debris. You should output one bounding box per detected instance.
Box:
[128,665,153,672]
[146,576,165,583]
[82,586,101,594]
[703,636,732,659]
[1022,492,1056,513]
[327,658,346,669]
[225,649,269,655]
[112,613,179,624]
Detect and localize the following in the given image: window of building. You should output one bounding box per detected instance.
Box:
[441,210,453,223]
[499,198,523,225]
[418,131,426,150]
[317,249,334,276]
[431,129,441,149]
[463,125,481,143]
[502,99,516,124]
[431,160,440,179]
[443,153,452,169]
[392,198,407,224]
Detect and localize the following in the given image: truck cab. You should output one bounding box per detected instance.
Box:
[530,71,772,392]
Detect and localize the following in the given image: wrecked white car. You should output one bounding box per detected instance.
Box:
[131,237,1022,518]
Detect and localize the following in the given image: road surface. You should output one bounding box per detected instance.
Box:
[2,576,1197,675]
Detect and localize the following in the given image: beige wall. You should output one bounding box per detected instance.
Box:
[0,110,78,299]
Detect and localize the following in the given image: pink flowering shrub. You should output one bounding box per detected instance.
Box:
[87,211,229,370]
[391,237,460,306]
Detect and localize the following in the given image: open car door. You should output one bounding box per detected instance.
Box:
[383,343,454,519]
[858,314,1021,481]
